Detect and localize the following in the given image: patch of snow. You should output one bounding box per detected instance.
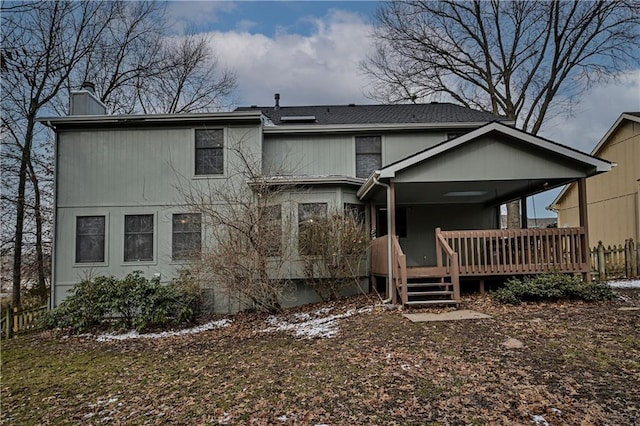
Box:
[551,407,562,414]
[96,319,231,342]
[293,312,310,321]
[277,415,288,422]
[609,279,640,289]
[532,415,549,426]
[261,306,373,339]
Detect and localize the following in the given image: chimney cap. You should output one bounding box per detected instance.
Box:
[81,81,96,93]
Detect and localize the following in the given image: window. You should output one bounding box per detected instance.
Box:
[124,214,154,261]
[298,203,327,255]
[172,213,201,260]
[260,205,282,257]
[76,216,105,263]
[376,207,407,238]
[355,135,382,178]
[344,203,366,224]
[195,129,224,175]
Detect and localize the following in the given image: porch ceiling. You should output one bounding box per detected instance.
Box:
[365,178,571,206]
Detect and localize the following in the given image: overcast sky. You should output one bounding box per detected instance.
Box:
[168,1,640,216]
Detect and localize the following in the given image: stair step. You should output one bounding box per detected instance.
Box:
[406,282,448,288]
[407,290,453,297]
[405,300,459,306]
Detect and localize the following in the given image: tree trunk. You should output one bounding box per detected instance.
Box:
[11,118,35,310]
[27,157,47,303]
[506,201,521,229]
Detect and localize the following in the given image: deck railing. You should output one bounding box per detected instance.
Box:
[436,227,589,276]
[370,235,408,303]
[435,229,460,300]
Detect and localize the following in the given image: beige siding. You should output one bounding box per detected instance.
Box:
[555,119,640,247]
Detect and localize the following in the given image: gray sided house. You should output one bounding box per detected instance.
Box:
[42,93,612,312]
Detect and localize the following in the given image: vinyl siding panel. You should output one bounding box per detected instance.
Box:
[395,136,590,183]
[554,119,640,247]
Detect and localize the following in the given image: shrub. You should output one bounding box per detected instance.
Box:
[301,211,370,301]
[41,272,199,333]
[491,273,615,304]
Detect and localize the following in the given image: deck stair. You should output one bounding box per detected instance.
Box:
[403,267,457,306]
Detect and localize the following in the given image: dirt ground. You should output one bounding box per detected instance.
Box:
[2,289,639,425]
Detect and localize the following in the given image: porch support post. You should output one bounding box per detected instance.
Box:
[520,195,528,229]
[390,182,397,237]
[390,181,397,304]
[370,202,377,237]
[578,177,591,281]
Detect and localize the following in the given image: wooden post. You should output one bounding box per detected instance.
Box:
[479,279,485,295]
[451,253,460,302]
[13,307,19,336]
[627,239,637,278]
[370,202,377,237]
[520,195,528,229]
[597,241,606,279]
[577,178,591,281]
[389,182,396,238]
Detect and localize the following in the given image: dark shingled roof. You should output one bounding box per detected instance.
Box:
[235,102,508,125]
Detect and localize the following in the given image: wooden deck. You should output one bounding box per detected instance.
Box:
[371,227,590,307]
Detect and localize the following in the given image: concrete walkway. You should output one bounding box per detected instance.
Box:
[403,310,491,322]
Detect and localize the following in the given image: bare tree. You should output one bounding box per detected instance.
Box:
[1,0,237,310]
[177,133,295,314]
[1,1,112,309]
[363,0,640,228]
[301,209,370,302]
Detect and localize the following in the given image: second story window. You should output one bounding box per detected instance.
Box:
[195,129,224,175]
[355,135,381,178]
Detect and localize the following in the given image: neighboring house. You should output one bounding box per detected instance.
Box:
[549,113,640,248]
[41,91,612,311]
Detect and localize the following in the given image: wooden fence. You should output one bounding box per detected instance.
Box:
[1,302,48,339]
[590,239,639,279]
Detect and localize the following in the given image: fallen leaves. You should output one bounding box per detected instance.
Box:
[1,291,639,424]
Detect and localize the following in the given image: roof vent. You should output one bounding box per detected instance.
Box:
[348,103,356,107]
[280,115,316,123]
[274,93,280,110]
[250,105,257,108]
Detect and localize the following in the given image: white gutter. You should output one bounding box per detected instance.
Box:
[372,173,393,304]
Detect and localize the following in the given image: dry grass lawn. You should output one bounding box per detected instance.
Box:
[2,289,639,425]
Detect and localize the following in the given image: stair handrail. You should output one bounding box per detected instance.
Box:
[435,228,460,302]
[391,235,408,304]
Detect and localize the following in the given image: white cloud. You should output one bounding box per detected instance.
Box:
[166,1,238,34]
[207,9,374,107]
[540,70,640,152]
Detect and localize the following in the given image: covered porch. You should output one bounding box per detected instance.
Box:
[358,122,613,306]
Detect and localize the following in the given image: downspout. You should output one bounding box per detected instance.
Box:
[372,173,393,304]
[44,120,57,309]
